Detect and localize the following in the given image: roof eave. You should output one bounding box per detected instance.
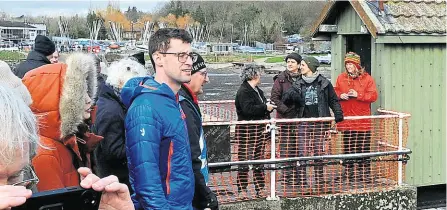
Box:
[350,1,381,38]
[310,1,337,38]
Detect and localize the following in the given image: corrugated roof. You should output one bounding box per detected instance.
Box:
[366,0,446,34]
[0,20,36,28]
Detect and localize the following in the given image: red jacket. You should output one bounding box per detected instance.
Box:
[334,72,378,131]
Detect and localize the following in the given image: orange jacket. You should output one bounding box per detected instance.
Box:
[334,72,378,131]
[23,53,101,192]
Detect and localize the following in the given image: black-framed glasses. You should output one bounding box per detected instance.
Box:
[12,165,39,190]
[159,52,199,63]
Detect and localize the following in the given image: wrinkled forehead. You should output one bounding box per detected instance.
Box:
[166,39,191,53]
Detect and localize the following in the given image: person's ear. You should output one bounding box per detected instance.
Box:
[153,53,163,67]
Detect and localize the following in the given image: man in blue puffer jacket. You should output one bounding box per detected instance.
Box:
[121,28,196,209]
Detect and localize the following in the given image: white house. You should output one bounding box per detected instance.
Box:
[0,21,47,43]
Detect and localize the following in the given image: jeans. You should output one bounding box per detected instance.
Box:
[342,131,372,181]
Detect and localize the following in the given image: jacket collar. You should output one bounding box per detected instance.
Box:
[27,51,51,64]
[296,74,329,89]
[180,83,199,104]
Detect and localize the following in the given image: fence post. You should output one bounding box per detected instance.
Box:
[398,115,403,185]
[267,119,279,201]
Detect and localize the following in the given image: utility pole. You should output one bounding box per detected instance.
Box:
[131,21,134,40]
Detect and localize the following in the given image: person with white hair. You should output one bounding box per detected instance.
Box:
[0,84,134,210]
[93,58,148,193]
[234,64,276,196]
[0,61,32,106]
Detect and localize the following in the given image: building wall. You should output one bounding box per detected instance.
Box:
[330,34,346,80]
[372,43,446,186]
[328,2,447,186]
[335,3,365,35]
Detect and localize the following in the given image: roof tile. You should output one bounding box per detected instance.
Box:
[377,0,446,34]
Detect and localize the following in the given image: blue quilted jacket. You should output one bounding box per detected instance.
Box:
[121,76,194,210]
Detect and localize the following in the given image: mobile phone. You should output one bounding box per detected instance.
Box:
[12,186,102,210]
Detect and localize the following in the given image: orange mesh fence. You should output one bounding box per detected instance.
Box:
[200,101,411,204]
[199,100,238,122]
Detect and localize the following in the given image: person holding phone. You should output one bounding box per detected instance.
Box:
[334,52,378,183]
[0,85,133,210]
[235,64,276,196]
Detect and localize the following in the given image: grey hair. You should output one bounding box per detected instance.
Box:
[240,64,262,82]
[0,85,39,166]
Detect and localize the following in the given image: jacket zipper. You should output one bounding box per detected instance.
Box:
[166,141,174,195]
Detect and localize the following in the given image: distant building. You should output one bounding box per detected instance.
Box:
[0,21,47,43]
[123,30,142,40]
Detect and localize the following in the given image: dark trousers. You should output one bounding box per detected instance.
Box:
[342,131,372,181]
[296,122,329,187]
[236,124,267,192]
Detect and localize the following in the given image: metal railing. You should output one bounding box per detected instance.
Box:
[199,100,411,203]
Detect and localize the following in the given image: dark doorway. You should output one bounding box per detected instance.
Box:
[345,35,371,75]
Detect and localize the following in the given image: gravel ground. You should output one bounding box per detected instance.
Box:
[202,67,276,101]
[201,66,331,101]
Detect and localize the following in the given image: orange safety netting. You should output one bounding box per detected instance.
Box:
[199,101,410,204]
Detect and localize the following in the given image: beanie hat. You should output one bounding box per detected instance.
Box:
[345,52,362,70]
[285,53,302,63]
[192,53,206,74]
[34,35,56,56]
[0,61,32,105]
[302,56,320,73]
[131,52,145,66]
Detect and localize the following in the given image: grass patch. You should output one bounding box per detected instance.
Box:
[265,56,285,63]
[0,51,25,61]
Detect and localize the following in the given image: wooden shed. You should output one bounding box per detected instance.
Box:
[310,0,446,187]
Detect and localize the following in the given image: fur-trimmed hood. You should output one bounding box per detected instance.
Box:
[23,53,97,140]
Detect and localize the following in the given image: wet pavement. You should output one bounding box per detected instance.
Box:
[201,67,276,101]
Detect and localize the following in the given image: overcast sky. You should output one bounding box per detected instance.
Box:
[0,0,168,17]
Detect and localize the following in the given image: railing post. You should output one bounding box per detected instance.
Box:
[267,119,279,201]
[398,115,403,185]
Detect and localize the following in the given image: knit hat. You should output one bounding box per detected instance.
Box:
[345,52,362,70]
[192,53,206,74]
[302,56,320,73]
[34,35,56,56]
[0,61,32,105]
[285,53,302,63]
[131,52,145,66]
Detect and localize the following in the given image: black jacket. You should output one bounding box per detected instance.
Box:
[14,51,51,78]
[235,81,270,121]
[282,75,344,122]
[92,83,131,192]
[179,85,218,210]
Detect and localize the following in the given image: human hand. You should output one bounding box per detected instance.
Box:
[0,185,32,209]
[266,102,277,112]
[340,93,349,100]
[348,89,358,98]
[78,167,134,210]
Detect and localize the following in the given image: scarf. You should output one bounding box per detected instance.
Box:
[288,70,300,78]
[302,71,320,84]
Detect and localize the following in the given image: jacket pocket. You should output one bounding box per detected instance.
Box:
[166,141,174,195]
